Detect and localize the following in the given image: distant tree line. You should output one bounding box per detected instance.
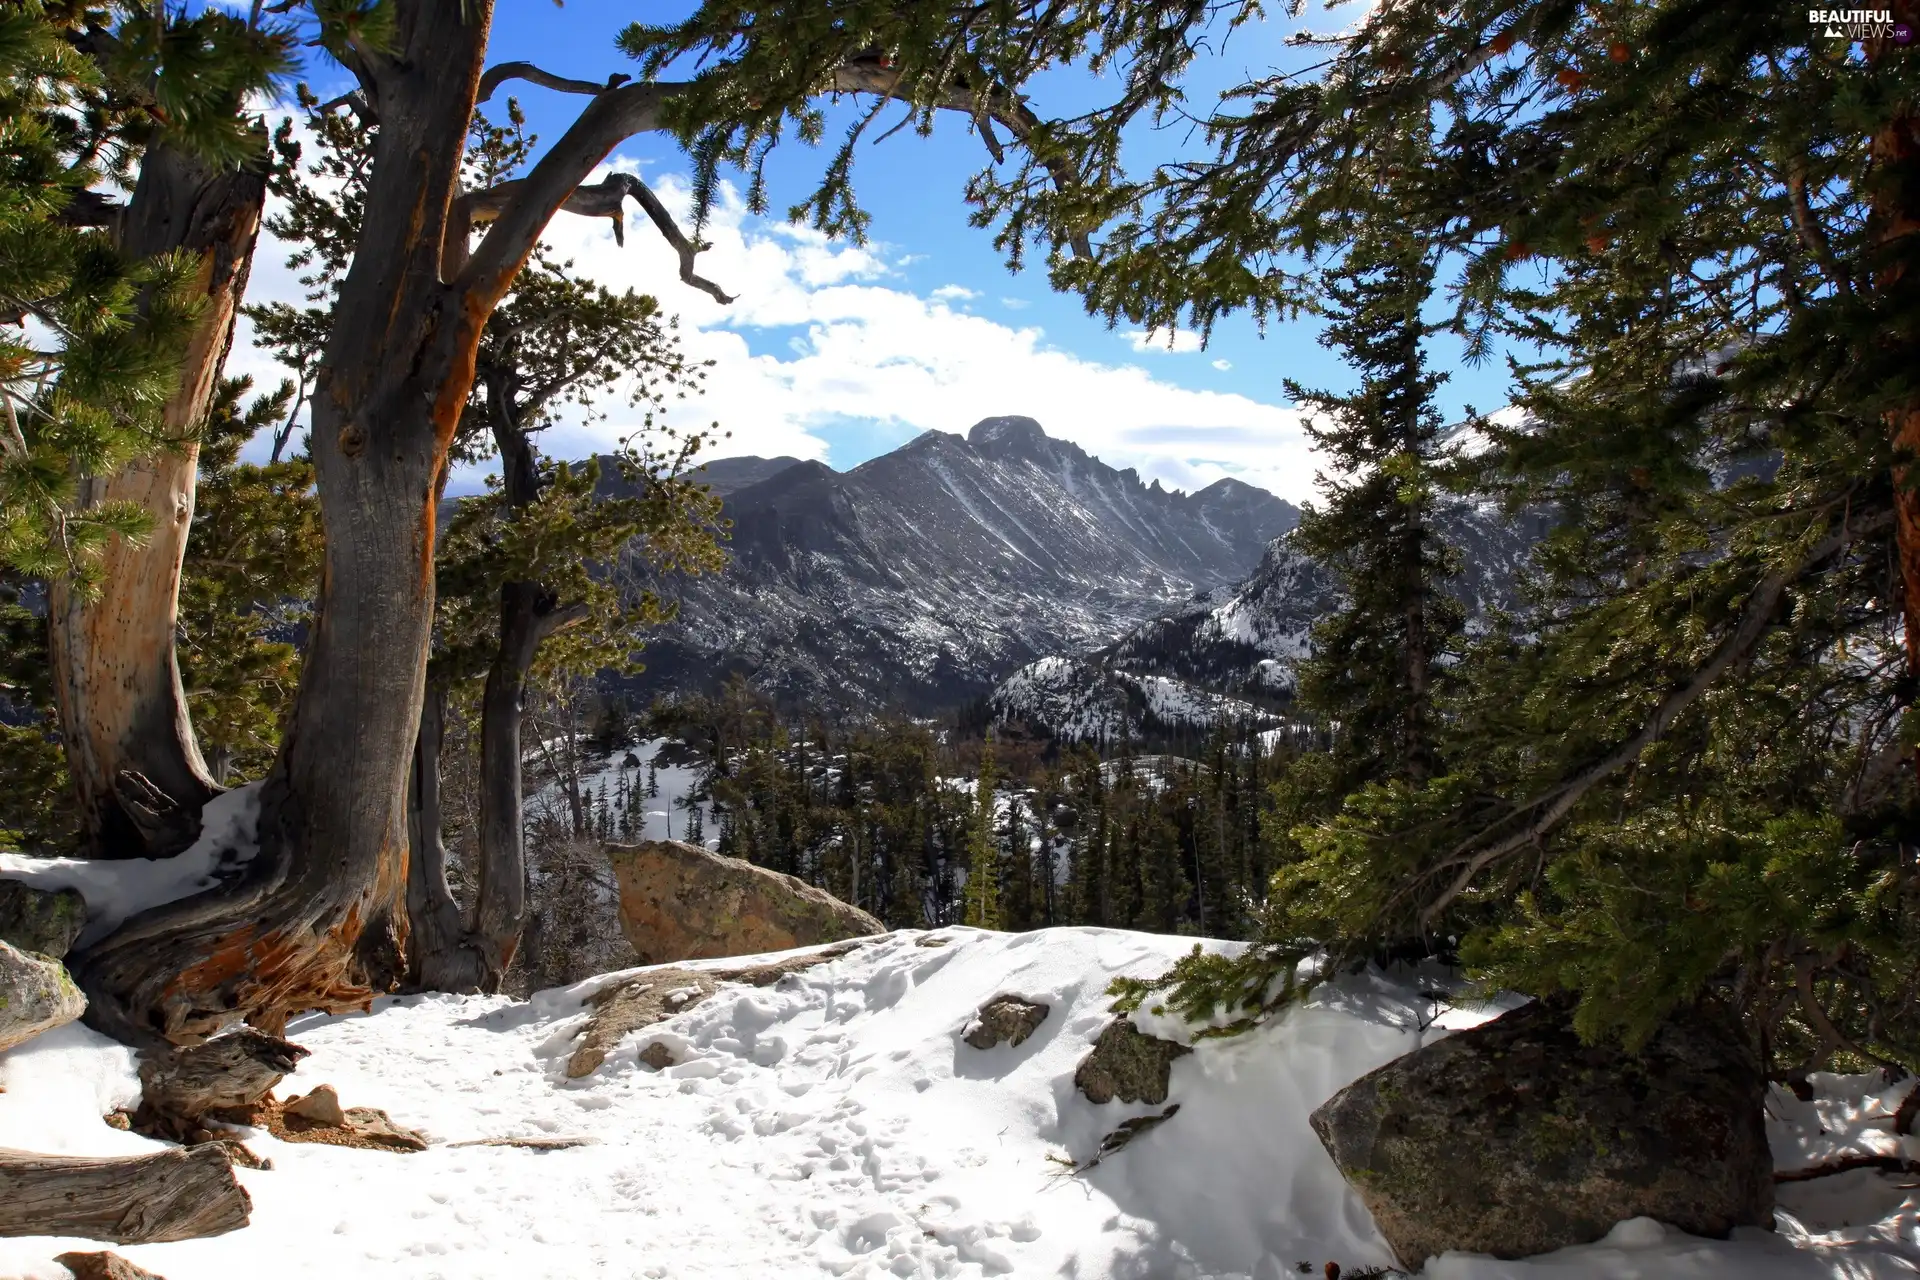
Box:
[647,679,1291,939]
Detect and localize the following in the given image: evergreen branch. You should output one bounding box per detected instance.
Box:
[829,58,1092,259]
[1418,507,1898,929]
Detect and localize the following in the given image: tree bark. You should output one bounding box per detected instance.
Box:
[406,680,491,992]
[48,143,266,859]
[70,6,497,1043]
[407,388,584,993]
[1875,3,1920,786]
[133,1029,309,1141]
[0,1144,250,1243]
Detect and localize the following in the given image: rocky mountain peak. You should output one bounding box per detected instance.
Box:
[966,415,1051,459]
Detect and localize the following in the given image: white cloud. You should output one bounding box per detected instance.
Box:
[1122,329,1206,355]
[929,284,978,302]
[999,296,1030,310]
[1212,358,1233,371]
[229,158,1318,503]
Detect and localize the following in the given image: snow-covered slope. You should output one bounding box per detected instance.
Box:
[5,929,1917,1279]
[992,495,1548,739]
[985,654,1281,743]
[617,417,1299,714]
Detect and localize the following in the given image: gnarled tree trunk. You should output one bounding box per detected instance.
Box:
[49,144,266,859]
[70,8,497,1043]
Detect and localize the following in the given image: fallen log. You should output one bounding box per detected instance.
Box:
[0,1144,250,1243]
[1774,1153,1920,1182]
[135,1030,308,1142]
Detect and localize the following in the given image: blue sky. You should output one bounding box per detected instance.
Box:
[226,1,1528,505]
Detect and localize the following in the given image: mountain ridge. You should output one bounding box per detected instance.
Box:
[612,416,1300,713]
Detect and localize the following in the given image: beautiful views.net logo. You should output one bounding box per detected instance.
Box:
[1808,8,1914,41]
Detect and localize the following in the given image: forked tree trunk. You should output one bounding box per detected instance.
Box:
[71,8,497,1043]
[66,0,697,1041]
[49,144,266,859]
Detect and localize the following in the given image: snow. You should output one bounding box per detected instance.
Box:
[0,782,262,947]
[534,738,718,849]
[4,927,1920,1278]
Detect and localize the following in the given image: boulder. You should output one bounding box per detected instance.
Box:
[1073,1019,1190,1105]
[1308,1000,1773,1271]
[0,937,86,1053]
[606,839,884,965]
[963,995,1050,1050]
[0,879,87,958]
[283,1084,347,1127]
[55,1251,167,1280]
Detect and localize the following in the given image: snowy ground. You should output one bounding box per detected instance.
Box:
[5,928,1920,1279]
[534,737,720,849]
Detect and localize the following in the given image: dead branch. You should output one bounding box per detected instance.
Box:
[479,61,631,104]
[459,171,734,304]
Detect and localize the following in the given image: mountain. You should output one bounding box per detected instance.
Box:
[989,495,1549,741]
[617,416,1299,712]
[685,455,807,495]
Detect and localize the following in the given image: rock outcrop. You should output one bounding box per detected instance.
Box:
[1072,1019,1190,1105]
[54,1252,168,1280]
[607,840,883,966]
[1308,1000,1773,1271]
[963,995,1050,1050]
[565,940,871,1079]
[0,879,87,958]
[0,937,86,1053]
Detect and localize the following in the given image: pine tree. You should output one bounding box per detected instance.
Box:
[962,735,1002,929]
[175,377,313,786]
[1286,219,1461,790]
[0,9,206,593]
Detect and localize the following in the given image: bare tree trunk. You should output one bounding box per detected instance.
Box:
[407,681,490,991]
[49,144,265,858]
[0,1145,251,1244]
[70,9,496,1042]
[409,398,583,992]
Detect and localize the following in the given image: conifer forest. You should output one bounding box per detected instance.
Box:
[3,2,1920,1277]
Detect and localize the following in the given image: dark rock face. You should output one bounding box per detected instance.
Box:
[614,419,1299,713]
[963,995,1050,1050]
[1308,1001,1773,1271]
[1073,1019,1191,1105]
[0,879,87,958]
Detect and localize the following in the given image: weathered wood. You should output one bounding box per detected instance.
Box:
[134,1030,308,1141]
[0,1144,250,1244]
[1775,1154,1920,1183]
[49,142,267,859]
[54,1250,168,1280]
[446,1135,598,1151]
[69,4,494,1043]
